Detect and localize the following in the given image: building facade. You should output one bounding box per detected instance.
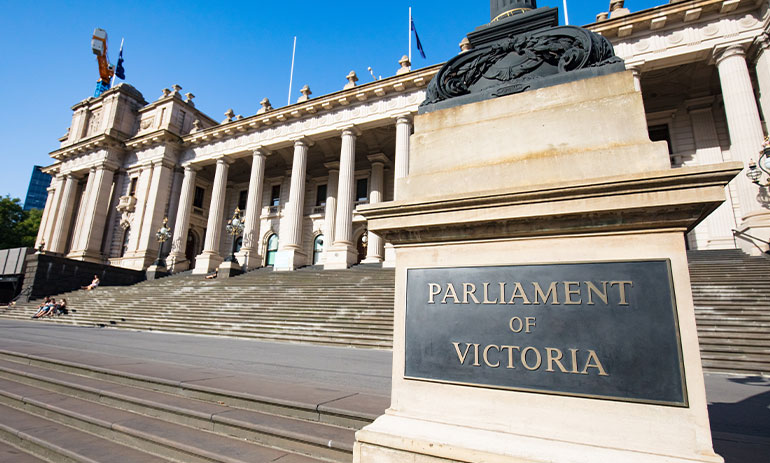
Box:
[23,166,52,211]
[34,0,770,274]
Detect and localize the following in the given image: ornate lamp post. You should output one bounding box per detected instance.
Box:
[224,208,244,263]
[154,217,172,267]
[746,137,770,186]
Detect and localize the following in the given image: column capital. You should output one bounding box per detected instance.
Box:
[337,125,361,137]
[367,153,390,165]
[755,32,770,51]
[290,136,315,148]
[252,146,272,157]
[392,112,414,124]
[181,162,201,172]
[215,155,235,165]
[324,161,340,171]
[713,43,748,65]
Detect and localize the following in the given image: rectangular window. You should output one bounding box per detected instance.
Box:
[238,190,248,210]
[193,186,205,208]
[316,184,327,207]
[356,178,368,201]
[270,184,281,207]
[176,110,186,129]
[129,177,138,196]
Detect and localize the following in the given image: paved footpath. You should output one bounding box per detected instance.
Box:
[0,319,768,462]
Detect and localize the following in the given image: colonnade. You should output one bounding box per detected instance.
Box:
[169,115,415,274]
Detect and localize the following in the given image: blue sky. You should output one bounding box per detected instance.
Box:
[0,0,664,201]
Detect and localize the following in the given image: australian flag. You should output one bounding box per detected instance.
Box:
[411,17,426,59]
[115,46,126,80]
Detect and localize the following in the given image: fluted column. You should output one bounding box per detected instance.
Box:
[35,185,57,251]
[393,114,412,200]
[135,160,174,269]
[168,165,198,272]
[240,148,269,270]
[325,126,359,269]
[715,45,770,253]
[628,65,642,92]
[49,174,79,254]
[754,34,770,124]
[275,139,310,270]
[322,161,339,262]
[68,168,96,256]
[69,164,116,262]
[687,98,738,249]
[716,46,766,215]
[42,175,66,251]
[363,154,387,263]
[194,157,231,273]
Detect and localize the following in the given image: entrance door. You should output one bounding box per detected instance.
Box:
[356,233,366,264]
[313,235,324,265]
[185,230,197,268]
[265,234,279,266]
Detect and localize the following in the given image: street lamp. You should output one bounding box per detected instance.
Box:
[225,208,244,263]
[746,137,770,186]
[154,217,172,267]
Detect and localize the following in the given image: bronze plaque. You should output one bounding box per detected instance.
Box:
[404,260,687,406]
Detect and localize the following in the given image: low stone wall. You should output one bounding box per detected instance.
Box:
[19,254,145,301]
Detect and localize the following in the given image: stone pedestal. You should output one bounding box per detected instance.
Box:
[356,72,740,463]
[217,260,243,278]
[145,264,169,281]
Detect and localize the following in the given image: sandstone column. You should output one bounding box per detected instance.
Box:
[325,126,359,269]
[194,157,231,273]
[168,165,198,272]
[363,154,387,263]
[42,175,66,251]
[136,160,174,268]
[49,174,79,255]
[239,147,269,270]
[715,44,770,253]
[322,161,339,262]
[35,185,57,250]
[393,114,412,200]
[275,138,310,270]
[68,168,95,256]
[754,34,770,124]
[69,163,116,262]
[687,98,738,249]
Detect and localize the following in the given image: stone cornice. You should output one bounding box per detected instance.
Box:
[587,0,762,40]
[359,163,743,245]
[49,133,125,161]
[183,64,440,149]
[124,129,183,151]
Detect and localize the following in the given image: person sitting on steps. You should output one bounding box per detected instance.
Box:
[82,275,100,291]
[53,298,68,316]
[32,297,55,318]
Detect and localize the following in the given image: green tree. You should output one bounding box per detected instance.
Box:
[0,196,42,249]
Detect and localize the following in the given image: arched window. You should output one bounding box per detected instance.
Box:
[265,234,279,266]
[313,235,324,265]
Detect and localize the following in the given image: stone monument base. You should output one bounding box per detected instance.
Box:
[145,264,169,281]
[217,260,243,278]
[357,71,738,463]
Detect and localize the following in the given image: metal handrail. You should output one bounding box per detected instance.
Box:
[732,229,770,246]
[732,229,770,259]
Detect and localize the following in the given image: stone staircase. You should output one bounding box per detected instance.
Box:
[0,345,385,462]
[0,266,395,349]
[2,251,769,374]
[688,249,770,375]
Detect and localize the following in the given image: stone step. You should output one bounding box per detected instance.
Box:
[0,402,176,463]
[0,359,354,462]
[0,349,386,430]
[0,439,47,463]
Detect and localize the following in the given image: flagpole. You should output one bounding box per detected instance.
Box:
[409,7,412,63]
[562,0,570,25]
[287,36,297,106]
[111,37,124,87]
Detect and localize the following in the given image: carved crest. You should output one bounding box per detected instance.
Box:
[422,26,624,110]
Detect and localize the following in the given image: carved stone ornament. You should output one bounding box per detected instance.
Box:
[421,25,625,112]
[116,195,137,230]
